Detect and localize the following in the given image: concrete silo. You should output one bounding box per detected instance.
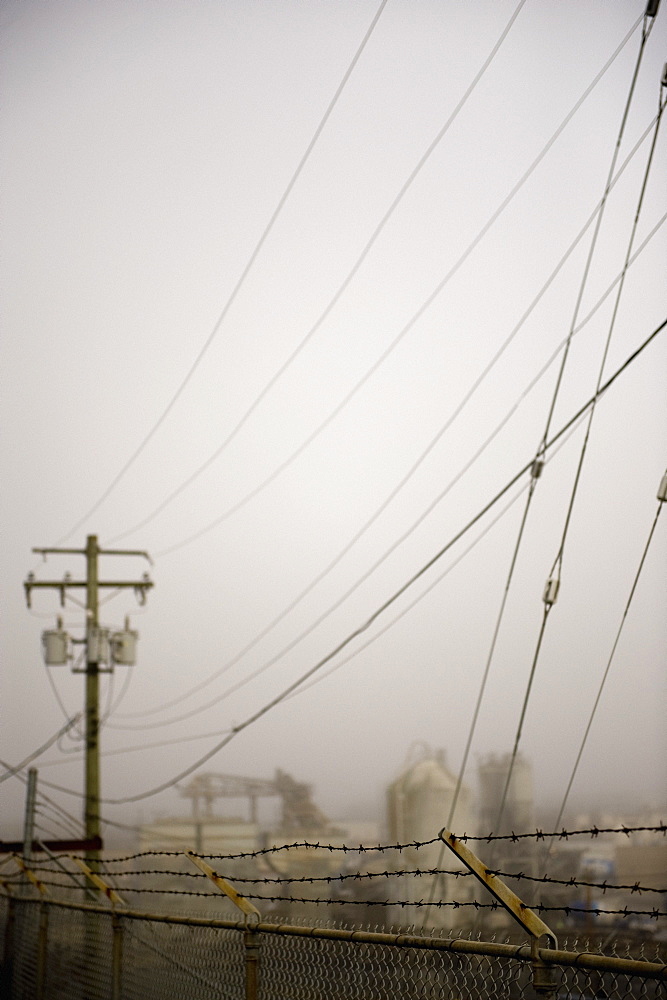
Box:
[386,747,475,927]
[477,752,536,879]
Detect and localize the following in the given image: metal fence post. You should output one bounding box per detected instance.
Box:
[1,895,16,996]
[112,911,123,1000]
[244,923,260,1000]
[186,851,263,1000]
[36,900,49,1000]
[439,829,559,999]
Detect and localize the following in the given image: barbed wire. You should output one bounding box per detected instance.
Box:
[52,864,665,897]
[10,876,666,919]
[23,824,665,867]
[15,860,667,901]
[458,825,667,844]
[485,869,667,896]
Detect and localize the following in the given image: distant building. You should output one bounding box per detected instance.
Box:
[386,747,476,927]
[477,752,537,879]
[138,816,258,854]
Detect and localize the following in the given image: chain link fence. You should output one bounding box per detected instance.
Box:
[2,894,665,999]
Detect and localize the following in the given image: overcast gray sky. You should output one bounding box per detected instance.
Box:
[1,0,665,842]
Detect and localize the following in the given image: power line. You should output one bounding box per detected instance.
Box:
[105,0,529,548]
[39,726,235,767]
[545,488,665,857]
[21,320,664,808]
[39,430,582,766]
[110,218,664,737]
[0,717,82,785]
[98,322,667,803]
[489,28,663,842]
[116,14,642,558]
[51,0,391,546]
[53,484,532,761]
[107,343,582,734]
[34,807,80,842]
[112,159,667,726]
[274,413,587,708]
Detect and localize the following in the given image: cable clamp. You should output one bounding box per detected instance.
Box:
[543,577,559,606]
[530,458,544,480]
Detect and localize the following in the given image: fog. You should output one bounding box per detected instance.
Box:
[1,0,665,846]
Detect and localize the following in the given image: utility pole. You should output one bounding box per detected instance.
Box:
[24,535,153,864]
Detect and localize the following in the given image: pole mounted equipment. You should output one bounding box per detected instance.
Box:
[23,535,154,864]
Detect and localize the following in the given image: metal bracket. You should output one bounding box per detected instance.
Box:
[186,851,261,927]
[439,829,558,997]
[12,855,49,897]
[71,857,124,906]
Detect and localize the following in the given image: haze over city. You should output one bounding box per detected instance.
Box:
[1,0,665,845]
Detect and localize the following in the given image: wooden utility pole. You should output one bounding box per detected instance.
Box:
[24,536,153,863]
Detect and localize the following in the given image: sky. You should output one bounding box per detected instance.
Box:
[1,0,666,846]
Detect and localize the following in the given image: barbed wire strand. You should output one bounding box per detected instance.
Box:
[26,824,666,867]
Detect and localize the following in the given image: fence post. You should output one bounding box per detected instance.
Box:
[36,900,49,1000]
[111,912,123,1000]
[186,851,262,1000]
[1,895,16,996]
[244,923,260,1000]
[439,829,558,999]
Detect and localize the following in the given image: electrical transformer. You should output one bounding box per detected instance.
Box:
[111,627,138,666]
[42,626,69,665]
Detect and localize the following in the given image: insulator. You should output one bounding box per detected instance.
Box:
[543,578,560,606]
[531,459,544,480]
[657,471,667,503]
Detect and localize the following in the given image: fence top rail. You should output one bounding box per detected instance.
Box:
[5,894,666,980]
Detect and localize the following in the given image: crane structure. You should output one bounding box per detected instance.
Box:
[180,769,329,832]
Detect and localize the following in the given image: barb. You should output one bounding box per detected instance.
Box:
[38,824,665,866]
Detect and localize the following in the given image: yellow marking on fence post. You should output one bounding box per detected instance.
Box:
[439,829,558,998]
[71,857,124,906]
[12,854,49,897]
[185,851,261,924]
[186,851,262,1000]
[439,830,554,941]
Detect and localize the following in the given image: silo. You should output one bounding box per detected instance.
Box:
[477,753,536,878]
[477,752,534,836]
[387,748,475,927]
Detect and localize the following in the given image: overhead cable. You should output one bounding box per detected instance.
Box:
[0,716,82,785]
[490,52,664,841]
[51,0,391,546]
[545,483,665,859]
[116,14,641,556]
[97,320,667,802]
[26,320,664,806]
[113,159,667,725]
[110,220,664,736]
[105,0,529,548]
[283,417,588,706]
[39,427,584,766]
